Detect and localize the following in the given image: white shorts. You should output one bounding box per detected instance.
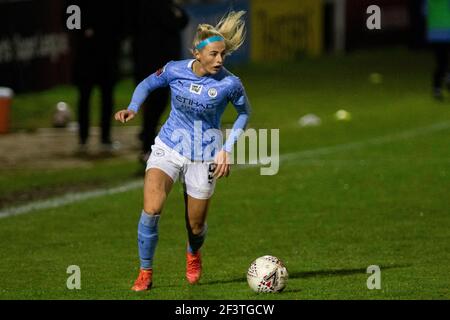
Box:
[146,137,217,200]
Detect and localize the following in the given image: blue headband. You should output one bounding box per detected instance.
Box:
[195,36,224,50]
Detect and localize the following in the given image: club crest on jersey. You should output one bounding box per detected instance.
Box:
[154,148,165,157]
[189,83,203,95]
[208,88,218,98]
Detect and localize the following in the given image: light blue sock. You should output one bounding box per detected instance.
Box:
[188,224,208,254]
[138,210,160,270]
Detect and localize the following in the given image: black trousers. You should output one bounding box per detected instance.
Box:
[77,81,114,145]
[140,86,170,153]
[433,43,450,90]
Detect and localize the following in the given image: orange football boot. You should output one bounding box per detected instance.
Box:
[131,269,153,291]
[186,251,202,284]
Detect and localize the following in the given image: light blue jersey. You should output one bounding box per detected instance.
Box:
[127,59,251,161]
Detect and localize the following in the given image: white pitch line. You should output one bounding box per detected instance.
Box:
[279,120,450,163]
[247,120,450,166]
[1,120,450,219]
[0,180,142,219]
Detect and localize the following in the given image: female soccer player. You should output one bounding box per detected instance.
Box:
[114,11,251,291]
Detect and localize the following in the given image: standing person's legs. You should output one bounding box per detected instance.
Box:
[77,82,93,146]
[100,81,114,145]
[141,87,170,158]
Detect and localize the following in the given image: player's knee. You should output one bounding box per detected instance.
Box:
[143,199,165,215]
[142,209,161,217]
[144,191,166,214]
[143,203,163,215]
[189,222,205,236]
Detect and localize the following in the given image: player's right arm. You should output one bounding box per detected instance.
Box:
[115,62,172,123]
[114,109,136,123]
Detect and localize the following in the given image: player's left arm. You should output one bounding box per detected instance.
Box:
[214,78,251,178]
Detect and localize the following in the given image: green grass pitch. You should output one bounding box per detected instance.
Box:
[0,48,449,299]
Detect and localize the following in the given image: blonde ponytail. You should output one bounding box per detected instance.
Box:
[192,11,246,55]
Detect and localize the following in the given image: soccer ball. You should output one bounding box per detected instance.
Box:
[247,255,288,293]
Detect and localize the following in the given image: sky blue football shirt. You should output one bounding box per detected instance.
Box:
[127,59,251,161]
